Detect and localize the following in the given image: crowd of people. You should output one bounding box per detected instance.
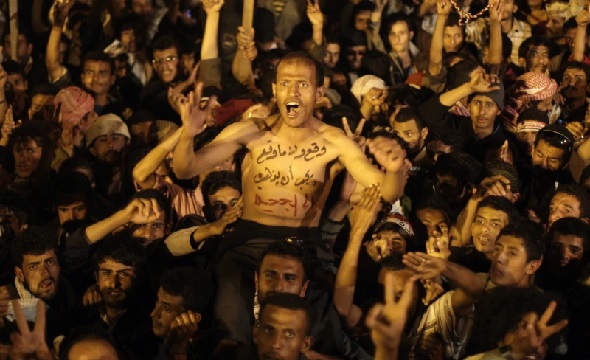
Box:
[0,0,588,358]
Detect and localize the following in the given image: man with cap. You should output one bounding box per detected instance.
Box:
[419,64,506,162]
[85,113,131,204]
[52,86,97,171]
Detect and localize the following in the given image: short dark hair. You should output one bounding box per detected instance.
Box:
[553,184,590,220]
[201,171,241,208]
[477,196,520,224]
[519,36,554,60]
[54,172,91,207]
[485,160,521,194]
[59,327,120,360]
[12,227,58,267]
[394,107,425,130]
[8,120,50,151]
[0,191,31,227]
[498,220,545,261]
[434,152,485,189]
[82,51,114,74]
[534,127,573,163]
[159,267,213,313]
[275,51,324,87]
[259,240,311,282]
[386,13,414,34]
[259,292,311,335]
[1,60,24,76]
[92,233,146,272]
[151,35,179,57]
[130,189,172,225]
[516,107,549,124]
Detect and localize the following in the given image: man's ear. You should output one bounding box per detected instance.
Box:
[14,266,24,283]
[301,336,313,353]
[421,127,429,141]
[89,146,97,157]
[409,31,415,41]
[299,280,310,297]
[526,257,543,275]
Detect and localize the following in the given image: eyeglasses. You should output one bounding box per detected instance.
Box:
[152,56,178,65]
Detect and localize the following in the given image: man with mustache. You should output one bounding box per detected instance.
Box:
[85,113,131,205]
[0,227,78,351]
[73,234,158,359]
[559,61,590,123]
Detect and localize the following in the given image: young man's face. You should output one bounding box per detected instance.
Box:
[416,208,447,237]
[81,60,114,96]
[16,250,60,301]
[272,59,323,128]
[4,34,32,63]
[392,119,427,157]
[90,134,128,165]
[208,186,241,221]
[469,95,500,131]
[29,94,55,121]
[254,305,311,360]
[548,193,582,227]
[443,25,463,53]
[389,21,413,54]
[7,73,27,93]
[120,29,137,53]
[324,43,340,69]
[490,235,539,287]
[13,138,43,178]
[526,45,550,73]
[561,67,589,101]
[532,139,566,171]
[501,0,518,20]
[256,255,308,302]
[547,233,585,273]
[96,259,135,308]
[151,287,186,337]
[152,47,179,84]
[366,230,407,262]
[354,10,371,31]
[471,206,509,254]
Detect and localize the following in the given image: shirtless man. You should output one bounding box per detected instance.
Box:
[173,51,408,346]
[174,51,407,236]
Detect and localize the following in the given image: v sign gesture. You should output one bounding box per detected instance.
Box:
[8,300,52,360]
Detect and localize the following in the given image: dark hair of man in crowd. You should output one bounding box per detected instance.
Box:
[395,107,426,131]
[159,267,214,313]
[201,170,241,206]
[58,326,121,360]
[546,217,590,263]
[82,51,114,74]
[358,50,394,86]
[534,128,573,164]
[130,188,172,225]
[92,233,146,274]
[485,160,521,194]
[465,287,566,356]
[519,36,554,60]
[258,292,312,334]
[8,120,50,152]
[434,152,485,189]
[562,61,590,84]
[11,227,57,267]
[497,220,545,261]
[150,35,179,56]
[476,196,520,224]
[275,51,324,87]
[0,191,32,228]
[54,171,91,207]
[259,239,311,283]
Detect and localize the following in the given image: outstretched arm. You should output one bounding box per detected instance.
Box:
[46,0,73,82]
[428,0,450,77]
[133,128,183,189]
[334,186,381,329]
[573,6,590,61]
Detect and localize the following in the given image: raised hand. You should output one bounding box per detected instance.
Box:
[207,197,243,236]
[180,83,211,137]
[374,0,389,13]
[51,0,75,27]
[203,0,224,14]
[237,27,257,61]
[469,68,501,94]
[82,284,101,307]
[576,7,590,27]
[436,0,452,15]
[168,62,200,113]
[489,0,504,23]
[508,301,568,359]
[366,272,416,354]
[342,117,367,150]
[402,252,446,280]
[426,224,451,260]
[367,136,408,173]
[363,88,387,107]
[121,198,162,225]
[307,0,323,26]
[349,184,382,237]
[166,311,201,354]
[8,300,52,360]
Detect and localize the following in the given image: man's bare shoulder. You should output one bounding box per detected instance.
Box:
[317,123,348,143]
[215,120,264,144]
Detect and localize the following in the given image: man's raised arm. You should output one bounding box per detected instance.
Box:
[172,90,254,179]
